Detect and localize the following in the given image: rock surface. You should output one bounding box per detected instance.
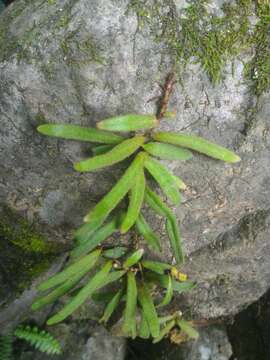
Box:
[0,0,269,355]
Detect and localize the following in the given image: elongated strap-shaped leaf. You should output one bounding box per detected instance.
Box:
[135,214,161,252]
[97,114,158,132]
[74,136,145,172]
[102,270,126,287]
[138,282,160,338]
[157,275,173,308]
[154,132,241,163]
[32,269,89,311]
[176,319,199,340]
[38,249,101,291]
[143,142,193,161]
[83,151,147,224]
[47,261,113,325]
[172,175,187,190]
[123,272,137,338]
[144,157,180,205]
[73,221,103,246]
[166,217,184,264]
[144,186,172,218]
[92,144,115,156]
[153,320,176,343]
[102,246,128,259]
[139,310,150,339]
[121,169,146,233]
[145,273,195,293]
[145,186,184,263]
[141,260,172,275]
[71,216,119,259]
[123,249,144,268]
[37,124,124,144]
[159,314,176,324]
[99,289,123,323]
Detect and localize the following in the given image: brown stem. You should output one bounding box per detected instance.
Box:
[156,72,177,120]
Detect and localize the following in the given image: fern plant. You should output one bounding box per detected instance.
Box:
[0,335,12,360]
[14,326,62,355]
[32,73,240,342]
[0,326,61,359]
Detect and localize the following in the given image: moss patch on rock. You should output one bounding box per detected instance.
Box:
[128,0,270,94]
[0,207,58,302]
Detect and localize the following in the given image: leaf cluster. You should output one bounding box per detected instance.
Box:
[34,112,240,341]
[33,246,196,341]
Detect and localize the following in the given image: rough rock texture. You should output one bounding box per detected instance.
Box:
[0,0,270,355]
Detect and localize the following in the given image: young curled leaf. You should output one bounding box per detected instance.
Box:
[71,216,120,259]
[102,246,128,259]
[37,124,124,144]
[137,282,160,338]
[135,214,161,252]
[99,289,124,323]
[152,319,176,343]
[38,249,101,291]
[97,114,158,132]
[120,169,145,233]
[74,136,145,172]
[123,271,137,339]
[176,319,199,340]
[157,275,173,308]
[92,144,115,156]
[144,156,180,205]
[47,261,113,325]
[123,249,144,268]
[141,260,172,275]
[83,151,147,225]
[154,132,241,163]
[143,142,192,161]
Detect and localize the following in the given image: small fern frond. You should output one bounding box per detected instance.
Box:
[14,326,62,355]
[0,335,13,360]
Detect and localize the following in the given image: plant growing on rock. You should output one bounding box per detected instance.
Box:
[0,325,62,359]
[32,73,240,342]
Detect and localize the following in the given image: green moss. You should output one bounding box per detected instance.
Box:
[0,207,56,254]
[128,0,269,93]
[244,2,270,95]
[0,207,59,299]
[55,15,72,30]
[61,33,104,66]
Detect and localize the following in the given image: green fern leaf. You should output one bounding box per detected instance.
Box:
[14,326,62,355]
[0,335,13,360]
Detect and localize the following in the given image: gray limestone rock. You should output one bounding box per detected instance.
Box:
[0,0,269,344]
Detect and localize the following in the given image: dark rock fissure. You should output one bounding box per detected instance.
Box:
[228,289,270,360]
